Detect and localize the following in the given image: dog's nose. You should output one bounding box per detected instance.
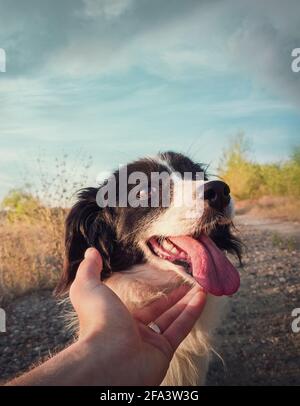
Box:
[204,180,231,210]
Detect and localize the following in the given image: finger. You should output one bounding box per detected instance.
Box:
[74,248,103,286]
[69,248,103,305]
[163,290,207,351]
[133,285,191,324]
[153,285,202,332]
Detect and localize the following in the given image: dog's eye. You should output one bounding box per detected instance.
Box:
[138,186,157,200]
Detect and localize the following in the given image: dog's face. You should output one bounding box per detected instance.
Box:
[56,151,241,300]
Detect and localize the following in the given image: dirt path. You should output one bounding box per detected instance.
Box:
[1,215,300,385]
[236,214,300,242]
[207,215,300,385]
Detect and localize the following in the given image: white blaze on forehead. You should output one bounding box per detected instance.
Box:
[154,155,175,174]
[144,155,206,236]
[172,173,205,199]
[146,178,205,238]
[155,154,205,207]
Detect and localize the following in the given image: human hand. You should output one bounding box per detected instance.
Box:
[70,248,207,386]
[7,247,206,387]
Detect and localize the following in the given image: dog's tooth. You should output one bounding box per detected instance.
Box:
[154,246,162,255]
[162,239,175,251]
[169,246,179,254]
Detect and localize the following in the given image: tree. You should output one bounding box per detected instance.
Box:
[218,133,264,200]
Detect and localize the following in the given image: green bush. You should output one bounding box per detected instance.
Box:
[219,135,300,200]
[1,189,43,223]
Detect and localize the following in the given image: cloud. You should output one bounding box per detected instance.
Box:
[1,0,299,106]
[83,0,133,19]
[1,0,300,201]
[226,0,300,106]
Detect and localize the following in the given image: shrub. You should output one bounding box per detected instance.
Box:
[219,134,300,200]
[1,189,42,223]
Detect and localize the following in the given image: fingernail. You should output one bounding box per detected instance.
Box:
[84,247,97,259]
[190,291,207,308]
[84,248,103,267]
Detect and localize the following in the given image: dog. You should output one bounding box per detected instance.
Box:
[56,151,242,385]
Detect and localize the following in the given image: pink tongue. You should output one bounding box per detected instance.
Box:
[169,235,240,296]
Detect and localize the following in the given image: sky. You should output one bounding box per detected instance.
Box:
[0,0,300,201]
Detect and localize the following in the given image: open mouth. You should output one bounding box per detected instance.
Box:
[148,237,193,275]
[148,234,240,297]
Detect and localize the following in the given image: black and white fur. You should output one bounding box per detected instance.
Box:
[56,151,241,386]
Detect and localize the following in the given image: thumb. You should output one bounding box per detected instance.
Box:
[70,248,103,303]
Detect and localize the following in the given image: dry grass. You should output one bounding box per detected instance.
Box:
[0,208,65,305]
[0,153,92,304]
[235,196,300,222]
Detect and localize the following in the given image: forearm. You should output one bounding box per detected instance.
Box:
[6,340,107,386]
[6,336,143,386]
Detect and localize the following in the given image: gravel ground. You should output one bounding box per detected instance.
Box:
[1,216,300,385]
[0,291,74,384]
[207,217,300,385]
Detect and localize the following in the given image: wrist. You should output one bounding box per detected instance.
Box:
[71,338,108,385]
[77,333,143,386]
[75,334,123,385]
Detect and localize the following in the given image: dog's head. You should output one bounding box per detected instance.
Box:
[56,151,242,297]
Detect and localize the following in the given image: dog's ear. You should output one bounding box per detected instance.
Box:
[55,187,115,295]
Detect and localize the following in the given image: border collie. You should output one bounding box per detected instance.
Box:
[56,151,242,386]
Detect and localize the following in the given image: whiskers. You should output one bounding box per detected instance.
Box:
[195,208,230,235]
